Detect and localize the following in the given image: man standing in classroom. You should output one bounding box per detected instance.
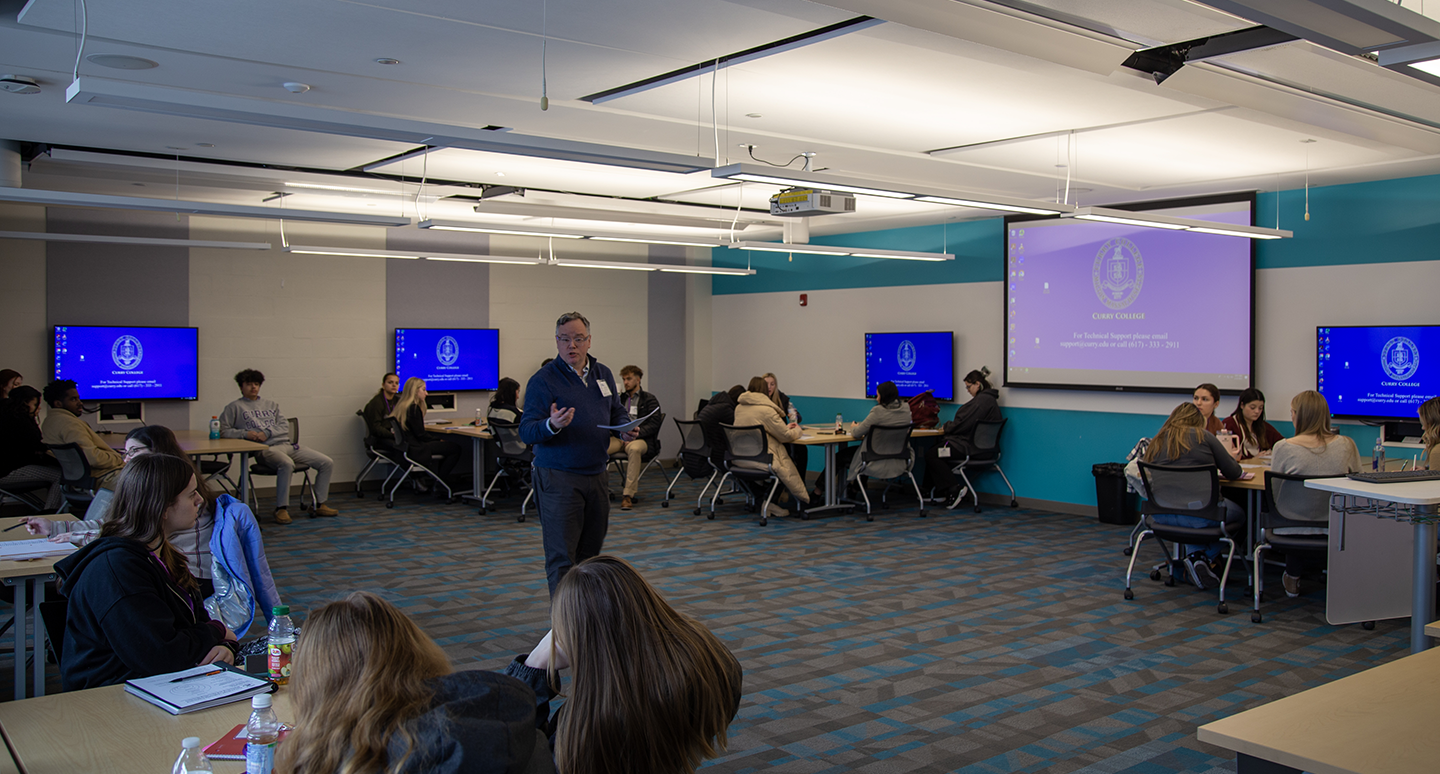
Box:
[520,312,633,597]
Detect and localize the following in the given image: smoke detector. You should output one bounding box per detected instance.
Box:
[0,75,40,95]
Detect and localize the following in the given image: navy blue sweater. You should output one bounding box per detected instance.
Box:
[520,356,628,475]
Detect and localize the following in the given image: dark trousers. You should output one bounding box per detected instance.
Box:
[419,439,462,482]
[533,466,611,598]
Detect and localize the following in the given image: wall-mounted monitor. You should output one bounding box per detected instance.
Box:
[1003,194,1255,393]
[1319,325,1440,420]
[865,331,955,401]
[394,328,499,392]
[53,325,199,401]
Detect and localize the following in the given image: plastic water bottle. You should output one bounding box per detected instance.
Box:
[1373,437,1386,472]
[835,412,843,432]
[475,407,484,427]
[172,737,213,774]
[787,406,798,425]
[267,605,294,685]
[245,694,281,774]
[209,416,220,440]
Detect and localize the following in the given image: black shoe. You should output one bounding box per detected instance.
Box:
[1185,553,1220,589]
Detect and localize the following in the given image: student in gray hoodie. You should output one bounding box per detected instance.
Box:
[219,368,338,524]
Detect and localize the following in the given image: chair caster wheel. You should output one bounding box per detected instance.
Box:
[866,514,874,522]
[355,490,364,498]
[1149,570,1162,581]
[1010,500,1018,507]
[1164,575,1176,587]
[478,508,487,516]
[300,503,309,511]
[386,501,395,509]
[800,511,810,521]
[1124,547,1133,556]
[759,516,768,526]
[1124,589,1134,600]
[1217,602,1229,614]
[1362,621,1375,630]
[661,501,669,508]
[517,515,525,523]
[693,508,702,516]
[706,512,715,520]
[918,510,928,518]
[447,497,458,505]
[1251,612,1262,623]
[973,506,982,513]
[716,498,724,506]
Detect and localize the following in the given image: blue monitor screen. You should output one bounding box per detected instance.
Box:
[865,331,955,401]
[395,328,499,391]
[1319,325,1440,419]
[53,326,199,401]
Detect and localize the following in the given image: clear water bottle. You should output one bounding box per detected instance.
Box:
[172,737,213,774]
[209,416,220,440]
[245,694,281,774]
[787,406,798,425]
[835,412,843,432]
[1373,437,1386,471]
[475,407,484,427]
[267,605,294,685]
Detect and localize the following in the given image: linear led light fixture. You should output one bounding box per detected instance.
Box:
[846,247,953,262]
[418,221,584,239]
[589,236,723,247]
[552,258,658,272]
[419,219,726,248]
[711,164,1073,215]
[654,264,755,275]
[0,187,412,227]
[283,245,540,264]
[285,181,413,195]
[0,230,271,250]
[725,241,952,261]
[1065,207,1292,239]
[547,257,754,275]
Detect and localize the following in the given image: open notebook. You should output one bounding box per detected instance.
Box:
[125,663,275,715]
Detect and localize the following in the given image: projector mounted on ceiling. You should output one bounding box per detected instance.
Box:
[768,187,856,217]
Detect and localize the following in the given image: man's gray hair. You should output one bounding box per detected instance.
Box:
[555,311,590,331]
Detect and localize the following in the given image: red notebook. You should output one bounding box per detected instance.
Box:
[204,723,292,760]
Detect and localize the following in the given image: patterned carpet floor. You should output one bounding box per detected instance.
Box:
[2,472,1413,772]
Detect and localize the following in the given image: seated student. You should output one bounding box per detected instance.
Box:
[276,592,553,774]
[1420,396,1440,470]
[696,385,744,471]
[39,379,125,491]
[55,454,238,690]
[607,365,662,511]
[1142,402,1245,590]
[359,372,401,446]
[1220,387,1285,459]
[923,368,1000,502]
[0,385,64,511]
[219,368,338,524]
[489,377,524,424]
[762,372,808,482]
[389,377,462,489]
[734,376,809,519]
[0,369,21,400]
[1268,390,1360,597]
[828,381,913,497]
[506,556,742,774]
[1193,382,1223,435]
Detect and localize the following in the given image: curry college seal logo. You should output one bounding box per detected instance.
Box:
[1092,237,1144,310]
[436,336,460,366]
[1381,336,1419,381]
[111,335,143,370]
[897,339,917,372]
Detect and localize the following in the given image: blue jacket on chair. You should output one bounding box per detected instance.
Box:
[209,494,282,637]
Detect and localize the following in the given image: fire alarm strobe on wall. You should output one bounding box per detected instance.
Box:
[799,293,808,307]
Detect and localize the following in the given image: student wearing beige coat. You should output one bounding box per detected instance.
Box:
[733,377,810,519]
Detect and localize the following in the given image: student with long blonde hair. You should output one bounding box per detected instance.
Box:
[1268,390,1360,597]
[1418,396,1440,470]
[508,556,743,774]
[388,377,461,488]
[277,592,551,774]
[1141,402,1244,589]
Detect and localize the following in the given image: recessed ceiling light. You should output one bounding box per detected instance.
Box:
[165,145,185,150]
[85,54,158,70]
[196,143,215,148]
[374,58,401,65]
[0,75,40,95]
[282,82,311,94]
[496,172,506,177]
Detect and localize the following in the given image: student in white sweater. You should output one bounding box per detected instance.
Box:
[1268,390,1360,597]
[219,369,337,524]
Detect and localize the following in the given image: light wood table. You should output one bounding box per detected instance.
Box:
[793,426,941,517]
[0,516,76,701]
[1197,645,1440,774]
[103,430,268,505]
[1426,620,1440,638]
[0,683,292,773]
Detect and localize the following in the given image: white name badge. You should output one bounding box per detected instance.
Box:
[598,380,613,397]
[937,446,951,458]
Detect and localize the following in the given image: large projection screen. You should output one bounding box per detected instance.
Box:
[1003,194,1255,393]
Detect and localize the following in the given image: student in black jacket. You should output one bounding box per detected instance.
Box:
[359,372,401,445]
[0,385,63,511]
[923,368,1002,502]
[695,385,744,471]
[55,454,237,690]
[389,378,461,487]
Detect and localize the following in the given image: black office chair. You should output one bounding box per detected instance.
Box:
[247,417,316,513]
[941,419,1018,513]
[1125,462,1244,614]
[354,417,405,498]
[712,424,783,526]
[479,420,533,522]
[1251,471,1332,623]
[607,412,671,501]
[45,442,96,516]
[851,424,927,521]
[0,476,50,514]
[663,418,721,515]
[384,417,455,507]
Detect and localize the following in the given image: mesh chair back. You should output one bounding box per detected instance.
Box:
[489,421,532,461]
[388,417,412,449]
[1137,462,1223,520]
[287,417,300,444]
[722,424,771,463]
[861,424,914,462]
[47,443,93,487]
[674,418,713,479]
[1264,471,1332,527]
[971,419,1005,458]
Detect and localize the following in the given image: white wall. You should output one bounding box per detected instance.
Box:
[0,204,48,386]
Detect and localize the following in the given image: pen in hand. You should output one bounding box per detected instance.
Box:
[3,522,27,532]
[170,668,224,683]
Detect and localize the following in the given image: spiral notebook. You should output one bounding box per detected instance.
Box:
[124,663,275,715]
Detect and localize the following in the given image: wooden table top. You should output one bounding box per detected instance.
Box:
[0,684,292,773]
[102,430,268,456]
[793,426,942,445]
[0,514,75,581]
[1222,461,1270,491]
[1197,646,1440,774]
[423,422,492,439]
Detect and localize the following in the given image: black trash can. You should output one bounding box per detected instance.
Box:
[1092,462,1138,525]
